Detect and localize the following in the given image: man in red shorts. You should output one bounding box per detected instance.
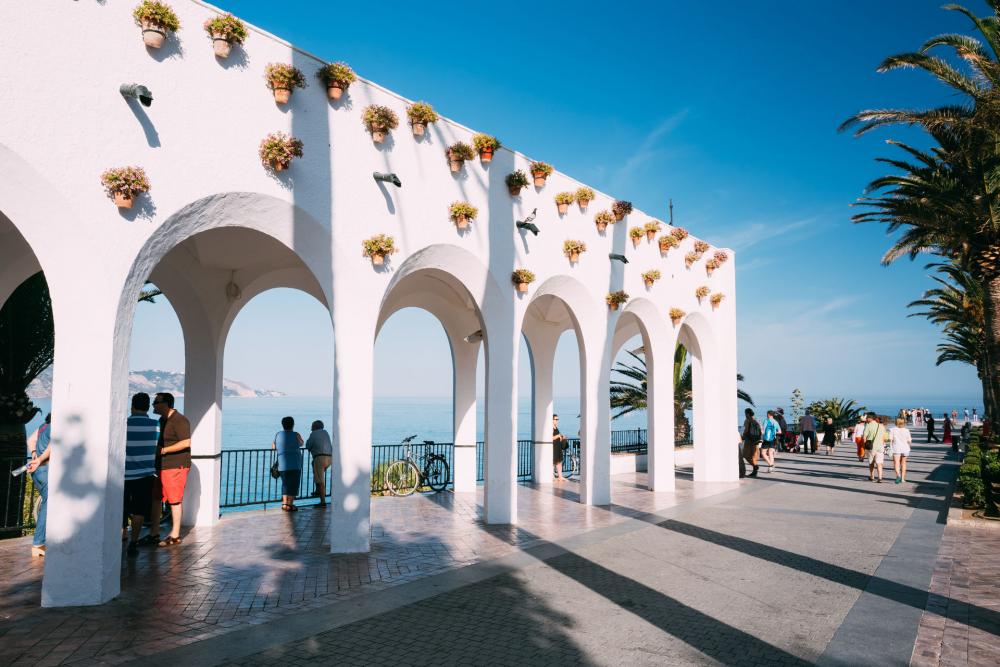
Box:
[150,392,191,547]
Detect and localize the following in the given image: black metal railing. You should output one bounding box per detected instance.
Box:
[1,456,38,535]
[371,441,454,495]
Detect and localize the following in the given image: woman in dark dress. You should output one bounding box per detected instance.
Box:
[822,417,837,455]
[552,414,567,480]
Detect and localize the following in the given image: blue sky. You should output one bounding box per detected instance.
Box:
[130,0,985,404]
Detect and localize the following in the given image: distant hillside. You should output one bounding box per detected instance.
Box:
[26,368,285,399]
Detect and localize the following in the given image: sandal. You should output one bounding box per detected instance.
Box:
[157,536,182,547]
[281,504,291,511]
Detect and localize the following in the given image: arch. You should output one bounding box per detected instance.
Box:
[672,310,725,482]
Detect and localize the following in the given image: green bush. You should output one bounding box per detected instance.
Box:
[960,475,985,508]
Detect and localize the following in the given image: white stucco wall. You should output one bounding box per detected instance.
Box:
[0,0,738,607]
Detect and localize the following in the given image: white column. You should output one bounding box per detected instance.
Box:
[647,333,676,492]
[41,295,125,607]
[180,318,223,527]
[483,321,518,524]
[329,325,374,552]
[450,333,479,493]
[583,322,613,506]
[524,327,558,485]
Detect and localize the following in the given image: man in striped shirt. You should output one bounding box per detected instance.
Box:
[124,392,158,556]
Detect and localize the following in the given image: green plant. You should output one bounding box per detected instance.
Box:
[506,170,529,189]
[710,293,725,306]
[805,398,867,429]
[606,291,630,307]
[447,142,475,161]
[555,192,575,205]
[511,269,536,285]
[669,307,686,321]
[791,389,805,423]
[264,63,307,91]
[316,62,357,88]
[407,101,439,125]
[595,211,616,226]
[258,132,304,170]
[613,200,633,218]
[641,270,661,284]
[671,227,689,241]
[564,240,587,256]
[695,286,710,299]
[100,166,150,198]
[644,220,662,234]
[362,234,397,258]
[658,235,679,249]
[530,161,554,176]
[629,227,644,239]
[203,13,247,43]
[449,201,478,222]
[694,240,710,254]
[133,1,181,31]
[362,105,399,131]
[576,187,596,204]
[960,475,985,508]
[473,134,501,152]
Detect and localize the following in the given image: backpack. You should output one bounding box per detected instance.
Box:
[744,418,762,443]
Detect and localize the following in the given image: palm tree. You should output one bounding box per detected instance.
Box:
[841,1,1000,418]
[805,398,867,431]
[610,345,754,441]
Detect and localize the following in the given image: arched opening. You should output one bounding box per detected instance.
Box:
[675,314,724,482]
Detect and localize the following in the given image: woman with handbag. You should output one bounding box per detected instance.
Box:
[272,416,304,511]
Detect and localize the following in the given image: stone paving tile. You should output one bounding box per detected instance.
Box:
[0,472,729,666]
[910,525,1000,667]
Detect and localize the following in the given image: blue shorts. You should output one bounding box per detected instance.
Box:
[760,440,776,450]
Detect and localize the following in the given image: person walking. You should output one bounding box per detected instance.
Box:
[889,417,912,484]
[862,413,888,482]
[305,420,332,508]
[25,414,51,558]
[150,393,191,546]
[760,410,779,472]
[741,408,762,477]
[853,417,866,461]
[799,412,817,454]
[123,393,158,557]
[272,416,304,511]
[774,407,788,452]
[821,417,836,455]
[552,414,568,481]
[943,413,953,447]
[926,412,939,443]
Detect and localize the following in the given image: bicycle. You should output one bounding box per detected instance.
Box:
[384,435,451,496]
[556,440,580,480]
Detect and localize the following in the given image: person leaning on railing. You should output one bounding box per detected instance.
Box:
[305,420,332,508]
[273,416,304,511]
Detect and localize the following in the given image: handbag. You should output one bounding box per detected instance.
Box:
[270,459,280,479]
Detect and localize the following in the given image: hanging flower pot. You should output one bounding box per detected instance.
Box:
[258,132,304,172]
[133,1,181,49]
[473,133,501,164]
[555,192,574,215]
[658,235,679,255]
[671,226,689,242]
[265,63,307,105]
[363,234,397,267]
[595,210,614,233]
[512,269,535,293]
[576,187,595,212]
[101,166,150,210]
[204,13,247,59]
[362,105,400,144]
[606,291,629,311]
[642,270,661,289]
[705,259,719,276]
[669,308,685,326]
[685,251,699,268]
[530,161,553,187]
[449,201,478,230]
[447,142,475,173]
[695,286,710,303]
[506,170,529,197]
[317,62,357,101]
[710,293,725,309]
[629,227,644,248]
[564,240,586,264]
[645,220,662,242]
[612,200,633,222]
[407,101,438,138]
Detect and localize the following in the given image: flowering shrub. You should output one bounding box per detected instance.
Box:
[685,251,700,266]
[576,187,596,204]
[407,101,439,125]
[705,258,721,272]
[658,235,679,249]
[612,200,633,218]
[644,220,662,234]
[642,270,661,284]
[0,392,40,424]
[473,134,501,152]
[449,201,478,221]
[595,210,616,226]
[258,132,304,170]
[362,234,397,258]
[317,62,357,88]
[362,105,400,131]
[511,269,536,285]
[669,307,686,321]
[265,63,307,91]
[694,240,710,254]
[695,286,710,299]
[714,250,729,263]
[671,227,689,241]
[204,13,247,43]
[506,170,529,190]
[710,293,725,306]
[555,192,575,205]
[447,141,475,161]
[564,240,587,256]
[606,291,630,307]
[100,166,150,198]
[530,161,554,176]
[629,226,645,239]
[133,1,181,31]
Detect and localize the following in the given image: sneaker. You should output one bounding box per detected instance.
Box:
[877,478,883,483]
[749,466,758,477]
[769,465,775,473]
[895,477,901,484]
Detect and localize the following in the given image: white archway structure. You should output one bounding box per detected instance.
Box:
[0,2,737,607]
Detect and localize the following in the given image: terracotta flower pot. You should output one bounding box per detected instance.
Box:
[569,252,580,263]
[644,279,654,289]
[450,159,463,173]
[609,302,619,311]
[455,216,469,229]
[671,317,682,326]
[578,200,590,212]
[517,282,530,293]
[632,238,641,248]
[711,302,719,310]
[113,192,134,209]
[557,203,569,215]
[614,211,624,222]
[371,253,385,266]
[706,268,715,276]
[658,242,671,254]
[508,185,522,197]
[212,36,232,58]
[141,21,166,48]
[273,88,291,104]
[596,222,608,233]
[646,230,656,241]
[371,129,386,143]
[412,122,426,137]
[270,161,287,172]
[327,85,344,101]
[480,148,494,163]
[685,260,694,268]
[533,172,547,187]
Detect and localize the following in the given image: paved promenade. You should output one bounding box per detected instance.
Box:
[1,433,993,666]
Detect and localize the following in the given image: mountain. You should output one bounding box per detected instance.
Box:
[26,368,285,399]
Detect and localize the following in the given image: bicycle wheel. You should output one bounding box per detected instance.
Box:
[385,461,419,496]
[424,456,450,493]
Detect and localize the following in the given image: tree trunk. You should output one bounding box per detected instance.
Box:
[983,274,1000,422]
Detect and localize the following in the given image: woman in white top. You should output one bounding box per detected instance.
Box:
[853,419,867,462]
[889,417,912,484]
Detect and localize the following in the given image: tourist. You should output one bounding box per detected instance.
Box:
[760,410,779,472]
[822,417,836,455]
[960,421,972,451]
[123,393,158,557]
[305,420,332,508]
[737,426,746,478]
[272,416,304,511]
[889,417,912,484]
[552,414,568,480]
[25,414,51,558]
[741,408,762,477]
[799,411,817,454]
[964,408,970,424]
[152,392,191,546]
[774,407,788,452]
[943,413,953,447]
[853,417,866,461]
[926,412,939,443]
[972,408,979,423]
[951,409,958,422]
[862,412,888,482]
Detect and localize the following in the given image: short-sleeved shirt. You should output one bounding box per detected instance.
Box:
[32,423,51,458]
[125,413,158,480]
[158,411,192,470]
[275,430,302,471]
[862,421,887,453]
[889,427,912,456]
[305,429,333,457]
